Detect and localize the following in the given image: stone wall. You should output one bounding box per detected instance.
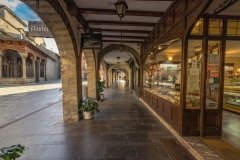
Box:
[46,55,61,80]
[2,8,26,29]
[0,17,21,38]
[0,78,35,84]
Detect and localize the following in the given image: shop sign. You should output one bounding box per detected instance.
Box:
[81,34,102,49]
[28,21,53,38]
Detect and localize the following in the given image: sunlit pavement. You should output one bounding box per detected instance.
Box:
[0,80,87,127]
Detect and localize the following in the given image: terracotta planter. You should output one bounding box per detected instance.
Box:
[83,111,93,120]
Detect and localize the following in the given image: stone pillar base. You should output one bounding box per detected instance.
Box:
[63,113,80,122]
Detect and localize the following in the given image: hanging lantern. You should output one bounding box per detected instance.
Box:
[114,0,128,20]
[119,44,124,52]
[119,32,124,52]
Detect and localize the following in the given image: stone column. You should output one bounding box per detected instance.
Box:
[0,54,2,78]
[20,53,28,78]
[43,62,46,80]
[36,59,41,78]
[30,57,36,77]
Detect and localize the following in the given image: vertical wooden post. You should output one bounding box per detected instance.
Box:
[180,37,188,136]
[218,18,227,135]
[200,13,209,137]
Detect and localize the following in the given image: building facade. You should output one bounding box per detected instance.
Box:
[0,5,60,84]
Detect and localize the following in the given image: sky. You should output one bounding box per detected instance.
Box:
[1,0,59,54]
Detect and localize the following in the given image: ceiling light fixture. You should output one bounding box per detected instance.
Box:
[114,0,128,20]
[168,54,173,61]
[158,45,162,50]
[116,57,121,59]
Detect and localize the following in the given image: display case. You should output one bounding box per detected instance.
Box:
[223,76,240,112]
[144,62,181,104]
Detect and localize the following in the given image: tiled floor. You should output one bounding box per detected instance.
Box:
[0,80,239,159]
[0,80,175,159]
[222,111,240,150]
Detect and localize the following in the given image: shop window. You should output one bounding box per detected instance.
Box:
[144,70,149,88]
[143,40,182,106]
[191,18,203,35]
[186,40,202,109]
[205,42,220,109]
[224,41,240,113]
[227,19,240,36]
[209,19,222,35]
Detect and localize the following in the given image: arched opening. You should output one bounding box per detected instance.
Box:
[98,44,140,95]
[21,0,82,121]
[26,53,34,78]
[83,49,97,99]
[1,49,22,78]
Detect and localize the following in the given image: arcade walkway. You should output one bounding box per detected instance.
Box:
[0,80,235,159]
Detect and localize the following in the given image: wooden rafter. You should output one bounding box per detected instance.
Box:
[102,35,146,39]
[63,0,91,32]
[102,40,143,43]
[87,20,155,27]
[79,8,164,17]
[92,28,150,34]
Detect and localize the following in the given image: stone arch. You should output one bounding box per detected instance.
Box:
[107,64,131,87]
[1,49,22,77]
[83,49,97,99]
[107,64,130,76]
[100,60,107,81]
[21,0,82,122]
[97,44,140,69]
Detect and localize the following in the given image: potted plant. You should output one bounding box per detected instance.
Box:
[79,97,100,120]
[98,80,106,101]
[0,144,26,160]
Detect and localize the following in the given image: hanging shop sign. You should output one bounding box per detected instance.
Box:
[81,34,102,49]
[28,21,53,38]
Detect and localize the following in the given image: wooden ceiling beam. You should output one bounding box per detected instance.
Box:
[79,8,164,17]
[102,35,146,39]
[134,0,174,2]
[63,0,91,33]
[87,20,155,27]
[92,28,150,34]
[102,40,143,43]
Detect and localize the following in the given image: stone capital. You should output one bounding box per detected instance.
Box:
[0,52,4,57]
[36,59,41,63]
[30,57,36,62]
[20,53,28,59]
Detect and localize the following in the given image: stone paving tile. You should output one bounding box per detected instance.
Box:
[0,80,231,159]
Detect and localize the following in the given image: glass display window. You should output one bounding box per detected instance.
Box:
[223,41,240,111]
[186,40,202,109]
[209,19,222,35]
[143,40,182,105]
[205,41,220,109]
